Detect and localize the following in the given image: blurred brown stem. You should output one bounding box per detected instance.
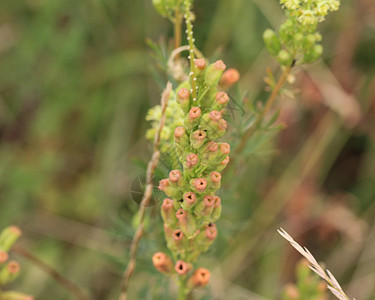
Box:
[118,82,172,300]
[12,245,89,300]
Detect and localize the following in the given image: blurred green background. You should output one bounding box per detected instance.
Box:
[0,0,375,299]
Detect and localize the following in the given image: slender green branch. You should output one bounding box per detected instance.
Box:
[234,65,292,156]
[12,245,89,300]
[118,82,172,300]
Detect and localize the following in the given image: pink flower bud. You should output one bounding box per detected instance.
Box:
[178,88,190,100]
[194,196,214,218]
[182,192,197,210]
[7,261,20,274]
[175,260,190,275]
[219,143,231,155]
[220,68,240,88]
[218,119,227,131]
[211,196,222,221]
[192,178,207,193]
[209,110,222,122]
[213,196,221,208]
[214,60,226,71]
[195,58,206,70]
[190,130,207,149]
[189,107,201,121]
[207,141,218,152]
[152,252,174,274]
[173,229,184,241]
[221,156,230,165]
[0,251,8,263]
[185,153,198,168]
[161,198,177,226]
[158,179,169,191]
[176,209,197,238]
[188,268,211,287]
[216,91,229,105]
[210,172,221,184]
[174,126,186,140]
[169,170,182,183]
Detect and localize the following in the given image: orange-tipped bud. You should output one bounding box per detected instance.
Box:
[209,110,222,122]
[0,251,9,264]
[169,170,182,183]
[152,252,174,274]
[194,58,206,70]
[175,260,191,275]
[176,209,196,238]
[220,68,240,88]
[194,195,214,218]
[185,153,199,169]
[213,91,229,110]
[205,60,226,87]
[177,88,190,112]
[161,198,177,226]
[0,226,22,253]
[211,196,222,221]
[191,178,207,193]
[208,172,221,191]
[188,268,211,288]
[182,192,197,210]
[0,261,20,285]
[189,107,201,121]
[190,130,207,149]
[217,156,230,172]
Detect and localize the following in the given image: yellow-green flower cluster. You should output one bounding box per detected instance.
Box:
[263,0,340,66]
[0,226,33,300]
[146,92,184,155]
[281,0,340,24]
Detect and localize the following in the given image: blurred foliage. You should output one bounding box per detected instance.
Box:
[0,0,374,299]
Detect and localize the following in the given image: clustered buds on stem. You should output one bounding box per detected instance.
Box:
[0,226,34,300]
[153,56,231,293]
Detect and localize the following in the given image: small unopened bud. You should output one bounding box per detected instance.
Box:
[174,126,189,156]
[304,44,323,63]
[216,156,230,172]
[190,130,207,149]
[194,195,215,218]
[220,68,240,88]
[152,252,174,274]
[176,209,197,238]
[0,251,9,263]
[182,192,197,210]
[188,268,211,288]
[159,179,182,199]
[211,196,222,221]
[278,50,292,66]
[0,261,20,285]
[184,153,199,169]
[175,260,191,275]
[0,226,22,252]
[177,88,190,112]
[196,222,217,251]
[209,110,222,122]
[214,91,229,110]
[191,178,207,193]
[208,171,221,191]
[195,58,206,70]
[185,107,202,129]
[263,29,281,56]
[161,198,177,226]
[158,179,169,192]
[205,60,226,87]
[169,170,183,186]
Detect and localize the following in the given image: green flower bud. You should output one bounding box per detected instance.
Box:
[215,156,230,172]
[169,170,184,188]
[0,261,20,285]
[158,179,182,199]
[174,126,189,157]
[278,50,293,66]
[207,171,221,191]
[161,198,178,226]
[204,60,226,88]
[183,153,199,170]
[0,226,21,252]
[263,29,281,56]
[176,209,197,238]
[304,34,316,49]
[303,44,323,63]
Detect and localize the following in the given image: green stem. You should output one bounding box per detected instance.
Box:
[178,277,187,300]
[184,0,198,101]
